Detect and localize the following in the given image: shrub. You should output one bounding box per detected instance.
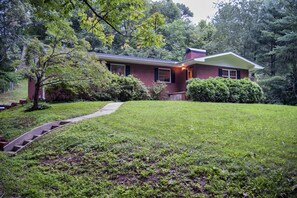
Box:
[46,75,149,102]
[186,78,263,103]
[46,82,78,102]
[109,75,149,101]
[148,82,168,100]
[186,79,215,102]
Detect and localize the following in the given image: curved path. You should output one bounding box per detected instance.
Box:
[3,102,123,155]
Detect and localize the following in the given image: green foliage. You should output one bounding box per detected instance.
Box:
[108,75,149,101]
[187,78,263,103]
[148,82,168,100]
[27,0,166,48]
[24,36,109,109]
[46,75,149,102]
[0,101,296,197]
[258,74,297,105]
[25,102,51,112]
[258,76,287,104]
[0,0,29,92]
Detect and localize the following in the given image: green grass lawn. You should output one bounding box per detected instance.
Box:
[0,101,296,197]
[0,79,28,104]
[0,101,109,140]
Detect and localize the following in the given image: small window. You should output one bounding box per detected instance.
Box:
[110,64,125,76]
[222,69,237,79]
[158,68,171,83]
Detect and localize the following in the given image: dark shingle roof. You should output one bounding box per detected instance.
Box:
[93,52,178,66]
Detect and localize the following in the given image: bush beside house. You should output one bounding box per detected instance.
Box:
[46,75,149,102]
[186,78,263,103]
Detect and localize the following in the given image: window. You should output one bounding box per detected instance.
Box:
[110,64,125,76]
[158,68,171,83]
[222,69,237,79]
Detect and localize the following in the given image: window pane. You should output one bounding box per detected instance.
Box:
[230,70,237,78]
[158,69,171,82]
[111,64,125,75]
[222,69,229,77]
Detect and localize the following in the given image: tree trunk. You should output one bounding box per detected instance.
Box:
[32,78,41,110]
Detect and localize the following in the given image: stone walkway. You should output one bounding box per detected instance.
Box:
[3,102,124,154]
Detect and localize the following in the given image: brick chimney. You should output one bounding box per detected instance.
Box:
[184,48,206,60]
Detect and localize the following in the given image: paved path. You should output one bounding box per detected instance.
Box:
[3,102,124,154]
[66,102,123,122]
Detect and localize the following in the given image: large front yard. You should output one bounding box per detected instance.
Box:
[0,101,296,197]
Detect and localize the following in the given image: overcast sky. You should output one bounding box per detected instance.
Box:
[172,0,229,23]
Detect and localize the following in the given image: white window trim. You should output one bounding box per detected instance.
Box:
[222,69,237,79]
[110,63,126,76]
[158,68,171,83]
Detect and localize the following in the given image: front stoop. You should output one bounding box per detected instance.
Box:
[2,102,124,155]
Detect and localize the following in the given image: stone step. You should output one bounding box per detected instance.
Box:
[59,121,71,125]
[12,145,23,152]
[50,125,59,130]
[22,140,32,146]
[41,130,49,134]
[31,135,41,140]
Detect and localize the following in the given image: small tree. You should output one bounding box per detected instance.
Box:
[24,36,109,110]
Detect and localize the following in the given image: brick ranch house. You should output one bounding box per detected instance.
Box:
[28,48,263,100]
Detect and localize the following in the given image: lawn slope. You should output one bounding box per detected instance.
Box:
[0,101,296,197]
[0,101,108,140]
[0,79,28,104]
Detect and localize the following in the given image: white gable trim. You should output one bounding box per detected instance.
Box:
[193,52,264,71]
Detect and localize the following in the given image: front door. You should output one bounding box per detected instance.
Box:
[188,67,193,79]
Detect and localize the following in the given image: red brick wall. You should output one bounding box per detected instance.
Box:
[28,78,35,100]
[185,51,207,59]
[194,64,249,79]
[28,78,45,100]
[129,64,180,93]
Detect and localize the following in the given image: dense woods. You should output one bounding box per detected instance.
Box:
[0,0,296,105]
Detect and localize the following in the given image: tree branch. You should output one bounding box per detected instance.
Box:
[82,0,126,36]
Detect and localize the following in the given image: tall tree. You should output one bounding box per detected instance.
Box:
[0,0,29,91]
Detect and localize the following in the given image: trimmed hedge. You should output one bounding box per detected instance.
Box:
[186,78,263,103]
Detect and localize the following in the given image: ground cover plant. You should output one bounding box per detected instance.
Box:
[0,101,108,140]
[0,101,296,197]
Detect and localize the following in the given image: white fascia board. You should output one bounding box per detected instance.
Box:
[193,52,264,70]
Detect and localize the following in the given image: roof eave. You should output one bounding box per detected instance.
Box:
[96,55,177,67]
[193,53,264,70]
